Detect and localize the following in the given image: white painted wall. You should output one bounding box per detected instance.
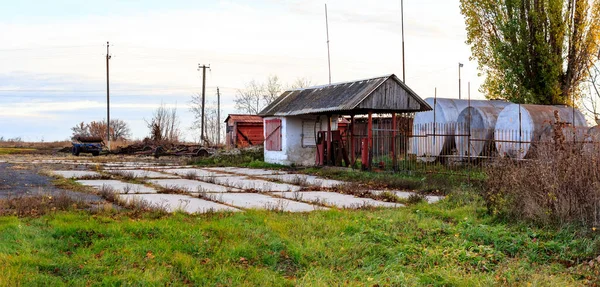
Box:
[264,115,330,166]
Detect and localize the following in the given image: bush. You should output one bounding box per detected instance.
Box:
[484,125,600,227]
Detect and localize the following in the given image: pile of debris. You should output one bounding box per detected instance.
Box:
[58,138,215,158]
[112,141,214,158]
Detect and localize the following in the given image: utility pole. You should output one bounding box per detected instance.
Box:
[458,62,463,99]
[198,64,210,143]
[401,0,406,83]
[106,41,111,151]
[217,87,221,145]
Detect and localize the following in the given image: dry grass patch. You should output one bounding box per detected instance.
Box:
[0,192,85,217]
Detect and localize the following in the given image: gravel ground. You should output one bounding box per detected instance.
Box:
[0,162,103,202]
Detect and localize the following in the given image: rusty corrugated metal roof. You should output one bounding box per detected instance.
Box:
[259,74,431,117]
[224,114,264,123]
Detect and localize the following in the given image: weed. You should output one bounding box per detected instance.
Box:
[0,192,84,217]
[182,171,198,180]
[114,170,137,180]
[160,185,190,195]
[406,193,426,205]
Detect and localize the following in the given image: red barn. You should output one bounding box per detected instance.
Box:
[225,114,265,149]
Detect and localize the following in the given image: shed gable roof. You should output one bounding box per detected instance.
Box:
[224,114,263,123]
[259,74,431,117]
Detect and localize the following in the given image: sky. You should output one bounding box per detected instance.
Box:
[0,0,483,142]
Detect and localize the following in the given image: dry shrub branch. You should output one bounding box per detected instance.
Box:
[485,119,600,227]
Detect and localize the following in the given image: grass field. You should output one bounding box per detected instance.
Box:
[0,192,599,286]
[0,148,38,155]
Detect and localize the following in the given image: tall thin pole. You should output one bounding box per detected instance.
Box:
[458,63,463,99]
[401,0,406,83]
[217,87,221,145]
[198,64,210,143]
[325,4,332,85]
[467,81,471,183]
[106,41,111,151]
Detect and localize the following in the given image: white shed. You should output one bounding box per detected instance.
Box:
[259,74,431,167]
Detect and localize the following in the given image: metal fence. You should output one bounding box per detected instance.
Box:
[343,121,594,177]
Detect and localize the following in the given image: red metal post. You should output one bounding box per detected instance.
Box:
[367,111,373,169]
[327,115,332,165]
[391,112,397,170]
[350,114,355,165]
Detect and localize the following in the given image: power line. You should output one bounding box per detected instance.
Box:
[0,87,239,93]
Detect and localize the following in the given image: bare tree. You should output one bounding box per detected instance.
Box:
[264,75,282,105]
[234,80,265,114]
[71,122,90,138]
[290,77,313,89]
[71,119,131,141]
[110,119,132,141]
[145,103,181,143]
[582,63,600,125]
[190,94,222,145]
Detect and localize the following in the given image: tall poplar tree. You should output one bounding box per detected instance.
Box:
[461,0,600,105]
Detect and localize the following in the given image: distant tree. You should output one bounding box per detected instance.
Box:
[264,75,283,105]
[70,120,131,141]
[234,80,265,114]
[145,103,181,142]
[110,119,132,141]
[234,76,315,114]
[71,122,90,138]
[190,93,222,144]
[460,0,600,105]
[290,77,313,89]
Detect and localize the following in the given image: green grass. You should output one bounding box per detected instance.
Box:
[0,195,599,286]
[0,148,37,155]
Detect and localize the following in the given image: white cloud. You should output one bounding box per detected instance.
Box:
[0,0,486,140]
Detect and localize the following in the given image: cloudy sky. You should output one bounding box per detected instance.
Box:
[0,0,483,142]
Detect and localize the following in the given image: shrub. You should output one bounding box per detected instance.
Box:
[484,124,600,227]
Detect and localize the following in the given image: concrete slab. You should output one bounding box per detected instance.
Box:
[261,174,345,188]
[160,168,228,178]
[225,167,287,176]
[148,179,240,193]
[118,194,239,213]
[210,176,302,192]
[208,193,325,212]
[76,180,158,194]
[51,170,103,179]
[370,190,444,204]
[106,169,178,179]
[273,191,402,208]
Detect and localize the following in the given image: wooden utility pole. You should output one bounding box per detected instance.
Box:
[106,41,111,150]
[217,87,221,145]
[198,64,210,142]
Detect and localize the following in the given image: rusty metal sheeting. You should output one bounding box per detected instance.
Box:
[224,114,263,123]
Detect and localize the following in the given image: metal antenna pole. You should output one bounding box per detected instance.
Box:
[325,4,332,85]
[106,41,111,151]
[458,63,463,99]
[401,0,406,83]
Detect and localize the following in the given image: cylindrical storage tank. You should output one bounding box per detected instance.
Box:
[412,98,508,162]
[583,125,600,155]
[455,102,510,159]
[494,104,588,159]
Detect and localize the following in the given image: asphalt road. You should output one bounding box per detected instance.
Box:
[0,162,103,202]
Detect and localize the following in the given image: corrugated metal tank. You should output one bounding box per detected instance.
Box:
[494,104,588,159]
[411,98,507,161]
[455,102,510,158]
[583,125,600,154]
